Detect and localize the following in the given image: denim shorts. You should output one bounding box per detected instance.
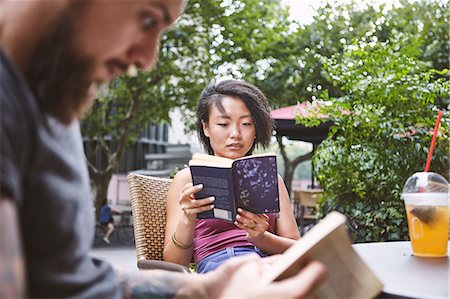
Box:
[196,246,267,274]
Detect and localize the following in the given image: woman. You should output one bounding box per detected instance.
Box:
[163,79,300,273]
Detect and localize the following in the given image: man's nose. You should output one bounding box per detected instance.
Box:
[127,35,160,71]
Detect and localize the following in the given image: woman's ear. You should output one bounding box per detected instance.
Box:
[202,120,210,138]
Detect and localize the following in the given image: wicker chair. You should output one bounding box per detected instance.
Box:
[127,173,189,272]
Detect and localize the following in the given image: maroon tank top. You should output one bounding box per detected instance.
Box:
[193,214,277,263]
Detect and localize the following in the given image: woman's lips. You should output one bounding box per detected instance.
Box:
[227,143,243,150]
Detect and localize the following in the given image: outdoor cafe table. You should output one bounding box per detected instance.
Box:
[353,241,449,299]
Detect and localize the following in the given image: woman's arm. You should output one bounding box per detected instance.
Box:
[273,174,301,239]
[163,168,214,266]
[235,175,300,254]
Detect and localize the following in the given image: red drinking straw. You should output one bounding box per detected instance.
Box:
[424,110,443,172]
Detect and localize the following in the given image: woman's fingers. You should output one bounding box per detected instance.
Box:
[235,214,257,229]
[234,220,249,230]
[236,209,269,231]
[180,196,214,209]
[180,183,202,200]
[179,183,214,217]
[238,209,269,222]
[181,197,215,213]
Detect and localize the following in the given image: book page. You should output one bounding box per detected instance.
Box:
[262,212,383,299]
[234,152,277,161]
[190,153,276,167]
[189,153,233,168]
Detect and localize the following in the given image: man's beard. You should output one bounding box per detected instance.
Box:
[26,3,96,125]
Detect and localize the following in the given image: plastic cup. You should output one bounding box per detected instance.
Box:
[401,172,449,257]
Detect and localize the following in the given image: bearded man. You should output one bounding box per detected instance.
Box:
[0,1,326,298]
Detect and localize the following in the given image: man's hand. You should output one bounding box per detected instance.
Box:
[0,197,26,299]
[200,254,327,299]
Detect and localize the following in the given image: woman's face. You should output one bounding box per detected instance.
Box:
[203,96,256,159]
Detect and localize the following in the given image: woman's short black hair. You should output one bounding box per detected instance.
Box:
[196,79,273,155]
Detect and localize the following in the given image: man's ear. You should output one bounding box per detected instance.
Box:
[202,120,210,138]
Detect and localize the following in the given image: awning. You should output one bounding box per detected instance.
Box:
[271,103,332,144]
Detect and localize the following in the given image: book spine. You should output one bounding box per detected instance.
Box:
[231,166,239,220]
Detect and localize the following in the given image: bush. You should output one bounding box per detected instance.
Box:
[298,35,449,242]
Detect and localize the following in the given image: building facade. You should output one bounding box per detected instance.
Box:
[84,114,198,207]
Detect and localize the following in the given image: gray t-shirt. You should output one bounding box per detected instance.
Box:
[0,49,120,298]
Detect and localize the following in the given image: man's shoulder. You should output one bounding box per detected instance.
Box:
[1,49,40,126]
[0,50,40,205]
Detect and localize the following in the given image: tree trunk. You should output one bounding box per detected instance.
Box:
[86,86,143,219]
[283,161,295,195]
[276,136,314,195]
[90,169,114,218]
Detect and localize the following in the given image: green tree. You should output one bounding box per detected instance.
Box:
[247,0,448,196]
[82,0,293,211]
[256,0,448,105]
[82,74,174,212]
[297,34,449,242]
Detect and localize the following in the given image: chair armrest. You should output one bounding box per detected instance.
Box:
[137,259,190,273]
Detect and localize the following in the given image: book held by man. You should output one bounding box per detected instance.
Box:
[262,211,383,299]
[189,153,280,221]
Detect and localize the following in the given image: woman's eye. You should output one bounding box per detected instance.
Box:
[218,123,228,127]
[243,122,253,126]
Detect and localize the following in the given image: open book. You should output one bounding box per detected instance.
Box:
[189,153,280,222]
[262,212,383,299]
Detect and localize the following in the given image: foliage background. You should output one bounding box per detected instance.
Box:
[82,0,293,209]
[82,0,449,242]
[295,1,449,242]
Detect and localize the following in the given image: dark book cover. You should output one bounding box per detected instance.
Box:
[189,153,280,222]
[190,165,236,221]
[232,155,280,214]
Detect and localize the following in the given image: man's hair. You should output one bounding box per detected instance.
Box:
[196,79,273,155]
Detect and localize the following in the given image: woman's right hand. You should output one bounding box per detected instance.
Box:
[178,183,215,223]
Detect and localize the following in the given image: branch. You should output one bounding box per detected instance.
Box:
[276,135,289,162]
[292,150,314,166]
[148,73,163,86]
[104,152,117,174]
[98,134,111,156]
[115,88,142,163]
[106,71,165,173]
[86,157,98,176]
[276,134,314,168]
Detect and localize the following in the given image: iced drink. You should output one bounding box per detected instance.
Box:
[401,172,449,257]
[403,193,448,257]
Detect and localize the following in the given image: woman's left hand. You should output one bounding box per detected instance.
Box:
[234,208,269,244]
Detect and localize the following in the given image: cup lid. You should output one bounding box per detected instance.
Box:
[402,172,449,194]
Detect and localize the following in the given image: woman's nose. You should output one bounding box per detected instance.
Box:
[230,125,242,139]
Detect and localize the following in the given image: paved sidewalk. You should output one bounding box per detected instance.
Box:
[90,246,137,272]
